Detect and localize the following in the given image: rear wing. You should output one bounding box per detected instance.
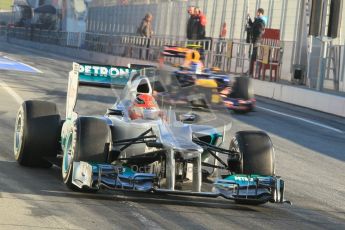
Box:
[66,62,156,118]
[162,46,205,69]
[77,63,156,87]
[162,45,203,58]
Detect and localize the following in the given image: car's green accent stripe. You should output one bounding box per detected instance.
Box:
[90,164,136,177]
[78,64,139,86]
[63,134,73,173]
[217,174,273,188]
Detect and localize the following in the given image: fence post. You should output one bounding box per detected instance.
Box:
[316,38,331,91]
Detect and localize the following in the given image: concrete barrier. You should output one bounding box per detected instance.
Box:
[253,79,345,117]
[6,38,345,117]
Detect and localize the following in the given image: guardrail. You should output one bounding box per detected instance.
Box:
[0,26,6,37]
[4,27,282,77]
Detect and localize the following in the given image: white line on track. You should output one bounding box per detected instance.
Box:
[41,190,162,229]
[3,55,43,73]
[124,201,162,229]
[256,105,344,134]
[0,79,23,105]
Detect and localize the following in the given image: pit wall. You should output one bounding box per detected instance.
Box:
[253,80,345,117]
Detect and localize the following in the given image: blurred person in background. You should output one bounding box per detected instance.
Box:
[220,22,227,39]
[247,8,266,76]
[195,7,206,40]
[214,22,227,67]
[138,13,154,60]
[186,6,199,40]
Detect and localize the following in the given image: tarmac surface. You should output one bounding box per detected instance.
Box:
[0,42,345,230]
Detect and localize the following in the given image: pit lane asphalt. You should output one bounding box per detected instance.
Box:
[0,42,344,230]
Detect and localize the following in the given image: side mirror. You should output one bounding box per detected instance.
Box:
[107,108,124,116]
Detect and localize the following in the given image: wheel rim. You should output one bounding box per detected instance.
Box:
[62,134,73,180]
[14,110,24,159]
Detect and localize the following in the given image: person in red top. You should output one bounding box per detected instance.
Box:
[220,22,227,39]
[214,22,227,67]
[195,7,206,39]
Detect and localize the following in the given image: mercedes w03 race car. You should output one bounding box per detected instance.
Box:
[13,62,288,205]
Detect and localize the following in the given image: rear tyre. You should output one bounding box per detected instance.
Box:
[62,117,109,190]
[231,76,254,100]
[228,131,275,205]
[14,100,61,167]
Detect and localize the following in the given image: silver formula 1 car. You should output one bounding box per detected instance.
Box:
[14,62,288,205]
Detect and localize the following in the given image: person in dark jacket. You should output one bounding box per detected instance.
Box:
[186,6,199,40]
[247,8,266,76]
[186,6,194,39]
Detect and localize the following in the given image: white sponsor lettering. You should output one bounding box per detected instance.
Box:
[92,66,100,75]
[100,67,108,76]
[118,68,130,76]
[234,176,254,182]
[79,65,137,78]
[109,67,119,76]
[84,65,91,75]
[79,65,84,73]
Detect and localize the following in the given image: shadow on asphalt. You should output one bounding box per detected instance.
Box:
[230,99,345,163]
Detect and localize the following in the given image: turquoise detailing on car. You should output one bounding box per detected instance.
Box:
[215,174,273,189]
[63,134,73,173]
[78,63,137,86]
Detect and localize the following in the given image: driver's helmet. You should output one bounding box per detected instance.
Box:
[128,94,160,120]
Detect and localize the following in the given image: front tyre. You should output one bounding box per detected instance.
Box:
[14,100,61,167]
[62,117,109,190]
[228,131,275,205]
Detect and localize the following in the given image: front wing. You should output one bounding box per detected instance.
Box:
[72,162,286,204]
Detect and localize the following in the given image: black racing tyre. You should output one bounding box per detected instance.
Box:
[231,76,254,100]
[228,131,275,205]
[62,117,109,190]
[228,131,275,176]
[14,100,61,167]
[190,86,213,109]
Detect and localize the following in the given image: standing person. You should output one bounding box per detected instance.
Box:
[186,6,194,40]
[247,8,266,76]
[186,6,199,40]
[138,13,154,60]
[220,22,227,39]
[214,22,227,67]
[195,7,206,40]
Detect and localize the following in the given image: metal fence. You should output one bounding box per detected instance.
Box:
[4,27,255,74]
[84,0,305,83]
[0,26,6,37]
[2,27,344,92]
[87,0,300,42]
[325,45,345,91]
[0,12,11,25]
